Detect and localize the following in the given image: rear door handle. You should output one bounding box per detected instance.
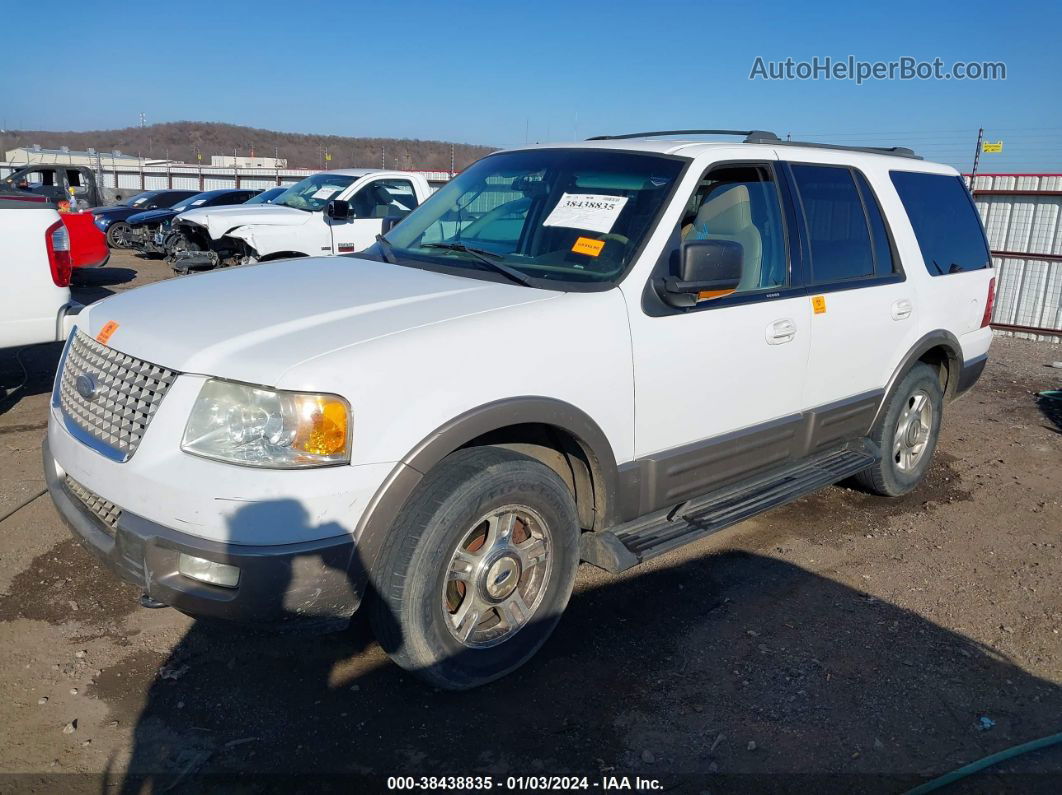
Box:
[766,318,797,345]
[892,299,913,320]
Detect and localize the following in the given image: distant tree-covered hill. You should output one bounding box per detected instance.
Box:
[0,121,496,171]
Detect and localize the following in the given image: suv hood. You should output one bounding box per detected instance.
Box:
[78,257,556,386]
[177,204,310,239]
[91,206,137,221]
[127,208,177,226]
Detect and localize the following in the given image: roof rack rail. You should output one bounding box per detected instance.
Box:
[769,138,921,159]
[587,129,781,142]
[586,129,921,159]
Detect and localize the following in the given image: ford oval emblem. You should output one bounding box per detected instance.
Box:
[75,373,99,401]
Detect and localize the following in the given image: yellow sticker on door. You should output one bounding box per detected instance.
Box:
[811,295,827,315]
[571,237,605,257]
[96,321,119,344]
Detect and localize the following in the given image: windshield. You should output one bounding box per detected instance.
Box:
[171,192,216,212]
[124,191,159,207]
[245,186,286,205]
[272,173,357,211]
[381,149,683,287]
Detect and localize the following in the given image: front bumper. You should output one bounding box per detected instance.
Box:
[44,439,362,625]
[129,226,166,254]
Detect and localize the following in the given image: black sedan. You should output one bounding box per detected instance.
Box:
[126,188,261,256]
[91,190,199,248]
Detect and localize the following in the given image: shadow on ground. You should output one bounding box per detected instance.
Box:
[71,266,137,303]
[74,498,1062,792]
[0,343,63,414]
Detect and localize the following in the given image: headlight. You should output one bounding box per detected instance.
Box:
[94,216,109,229]
[181,379,350,468]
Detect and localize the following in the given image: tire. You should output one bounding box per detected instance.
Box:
[855,362,944,496]
[369,447,580,690]
[106,222,130,248]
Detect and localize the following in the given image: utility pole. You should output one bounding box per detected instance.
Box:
[450,143,455,176]
[969,127,984,188]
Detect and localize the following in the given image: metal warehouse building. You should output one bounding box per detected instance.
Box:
[970,174,1062,342]
[4,145,173,168]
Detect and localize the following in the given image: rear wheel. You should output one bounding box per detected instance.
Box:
[106,222,130,248]
[369,447,579,689]
[855,362,944,496]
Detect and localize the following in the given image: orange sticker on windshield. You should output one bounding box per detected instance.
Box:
[96,321,119,344]
[571,237,605,257]
[811,295,827,314]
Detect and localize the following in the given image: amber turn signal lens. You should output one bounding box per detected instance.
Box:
[293,396,349,456]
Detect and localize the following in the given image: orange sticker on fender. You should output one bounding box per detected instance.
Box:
[571,237,605,257]
[811,295,827,314]
[96,321,119,344]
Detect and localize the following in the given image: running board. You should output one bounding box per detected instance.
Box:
[580,446,877,573]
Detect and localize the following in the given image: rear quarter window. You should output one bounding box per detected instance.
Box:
[889,171,991,276]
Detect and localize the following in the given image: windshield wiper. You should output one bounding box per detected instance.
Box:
[375,234,397,264]
[420,242,535,287]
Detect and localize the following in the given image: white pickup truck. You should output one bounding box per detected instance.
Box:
[0,193,80,350]
[167,169,432,273]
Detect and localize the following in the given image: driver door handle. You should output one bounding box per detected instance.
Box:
[766,318,797,345]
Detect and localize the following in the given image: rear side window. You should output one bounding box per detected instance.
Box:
[791,165,874,283]
[890,171,990,276]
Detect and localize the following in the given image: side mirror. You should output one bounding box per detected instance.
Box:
[660,240,743,307]
[381,215,404,234]
[326,199,351,220]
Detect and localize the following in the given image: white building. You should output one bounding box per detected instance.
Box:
[210,155,287,168]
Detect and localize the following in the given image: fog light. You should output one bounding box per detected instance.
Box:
[178,553,240,588]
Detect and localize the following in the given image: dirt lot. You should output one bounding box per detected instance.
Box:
[1,250,1060,791]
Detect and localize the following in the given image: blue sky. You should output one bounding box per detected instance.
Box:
[2,0,1060,171]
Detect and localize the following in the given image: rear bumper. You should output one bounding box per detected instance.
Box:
[955,354,988,397]
[44,439,362,626]
[56,302,83,342]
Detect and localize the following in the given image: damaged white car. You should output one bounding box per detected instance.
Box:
[167,169,432,273]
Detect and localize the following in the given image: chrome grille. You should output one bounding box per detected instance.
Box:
[65,476,121,532]
[57,330,178,460]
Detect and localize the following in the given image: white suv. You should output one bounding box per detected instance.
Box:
[44,131,994,689]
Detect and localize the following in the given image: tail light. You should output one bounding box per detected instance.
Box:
[45,220,72,287]
[980,277,996,328]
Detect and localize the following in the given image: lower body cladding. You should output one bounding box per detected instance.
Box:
[43,440,364,627]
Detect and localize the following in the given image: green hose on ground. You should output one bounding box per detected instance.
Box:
[905,731,1062,794]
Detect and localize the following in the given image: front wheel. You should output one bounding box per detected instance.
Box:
[369,447,580,689]
[106,221,130,248]
[855,362,944,496]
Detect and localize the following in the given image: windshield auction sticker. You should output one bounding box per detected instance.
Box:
[543,193,628,234]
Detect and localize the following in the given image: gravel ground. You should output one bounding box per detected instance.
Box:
[0,250,1060,792]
